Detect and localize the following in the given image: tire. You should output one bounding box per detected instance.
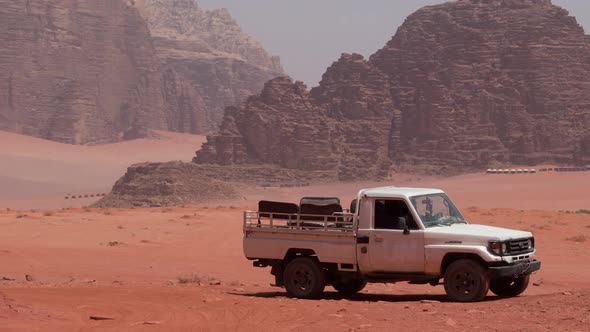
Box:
[283,257,326,299]
[490,274,530,297]
[332,278,367,295]
[444,259,489,302]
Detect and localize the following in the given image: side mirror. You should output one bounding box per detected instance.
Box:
[398,217,410,235]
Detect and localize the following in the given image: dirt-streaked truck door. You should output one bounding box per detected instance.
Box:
[356,197,425,274]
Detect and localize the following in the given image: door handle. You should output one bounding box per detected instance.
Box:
[374,236,384,243]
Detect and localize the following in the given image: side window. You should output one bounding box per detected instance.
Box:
[374,199,419,230]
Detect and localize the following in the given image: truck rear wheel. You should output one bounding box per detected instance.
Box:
[283,257,326,299]
[490,275,529,297]
[332,278,367,295]
[444,259,489,302]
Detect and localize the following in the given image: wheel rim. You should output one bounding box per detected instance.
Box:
[451,270,479,295]
[289,264,315,293]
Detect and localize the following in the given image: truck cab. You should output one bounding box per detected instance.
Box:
[243,187,541,302]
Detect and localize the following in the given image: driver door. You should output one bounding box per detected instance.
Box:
[357,198,425,273]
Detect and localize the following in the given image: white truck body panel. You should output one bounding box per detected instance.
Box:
[243,187,538,277]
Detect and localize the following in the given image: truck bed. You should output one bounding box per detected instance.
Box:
[242,210,358,265]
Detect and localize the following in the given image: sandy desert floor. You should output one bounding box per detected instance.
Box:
[1,179,589,331]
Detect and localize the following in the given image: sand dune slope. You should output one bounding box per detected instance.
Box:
[0,131,206,209]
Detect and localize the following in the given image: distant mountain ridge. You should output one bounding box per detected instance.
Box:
[134,0,284,132]
[0,0,283,144]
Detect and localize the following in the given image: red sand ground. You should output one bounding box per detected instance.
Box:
[1,131,589,331]
[1,189,589,331]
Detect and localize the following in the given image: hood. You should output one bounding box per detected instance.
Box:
[425,224,532,244]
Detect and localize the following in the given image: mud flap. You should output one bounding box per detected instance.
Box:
[271,264,284,287]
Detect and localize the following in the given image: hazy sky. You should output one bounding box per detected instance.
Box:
[198,0,590,87]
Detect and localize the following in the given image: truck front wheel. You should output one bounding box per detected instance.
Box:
[490,275,529,297]
[331,278,367,295]
[283,257,326,299]
[444,259,489,302]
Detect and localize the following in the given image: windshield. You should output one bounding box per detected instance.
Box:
[410,193,467,227]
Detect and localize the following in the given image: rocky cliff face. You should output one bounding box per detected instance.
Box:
[0,0,282,144]
[196,0,590,177]
[0,0,174,144]
[135,0,285,132]
[370,0,590,171]
[197,54,397,180]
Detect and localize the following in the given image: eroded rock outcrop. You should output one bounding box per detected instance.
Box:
[135,0,285,132]
[0,0,173,144]
[0,0,283,144]
[370,0,590,171]
[94,161,239,208]
[197,53,397,180]
[196,0,590,177]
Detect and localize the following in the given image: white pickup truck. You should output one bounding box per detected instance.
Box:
[243,187,541,302]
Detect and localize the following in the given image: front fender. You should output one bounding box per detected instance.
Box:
[425,244,503,275]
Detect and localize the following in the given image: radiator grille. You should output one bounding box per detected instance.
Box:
[506,238,533,255]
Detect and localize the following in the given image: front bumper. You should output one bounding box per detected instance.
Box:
[488,260,541,279]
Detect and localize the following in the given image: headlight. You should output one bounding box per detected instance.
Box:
[489,241,502,256]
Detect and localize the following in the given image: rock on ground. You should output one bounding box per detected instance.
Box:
[93,161,239,208]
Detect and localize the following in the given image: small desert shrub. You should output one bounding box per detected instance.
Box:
[177,274,201,284]
[575,209,590,214]
[103,211,112,216]
[16,214,27,219]
[566,235,588,243]
[180,214,192,219]
[43,212,53,217]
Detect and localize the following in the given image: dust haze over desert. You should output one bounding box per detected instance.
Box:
[0,0,589,331]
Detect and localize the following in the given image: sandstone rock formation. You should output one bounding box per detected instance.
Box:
[196,0,590,177]
[369,0,590,171]
[134,0,285,132]
[0,0,172,144]
[94,161,239,208]
[0,0,283,144]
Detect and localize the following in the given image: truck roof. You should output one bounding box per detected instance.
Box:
[359,186,444,199]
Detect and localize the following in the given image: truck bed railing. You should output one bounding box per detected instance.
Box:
[243,210,356,234]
